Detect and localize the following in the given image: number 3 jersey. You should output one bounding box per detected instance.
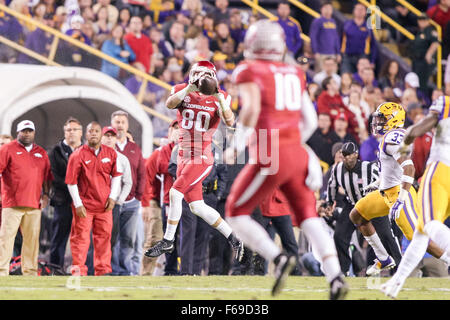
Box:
[378,128,406,190]
[232,60,307,146]
[171,83,230,156]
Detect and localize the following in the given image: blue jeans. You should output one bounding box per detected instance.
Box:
[130,207,144,275]
[111,198,140,275]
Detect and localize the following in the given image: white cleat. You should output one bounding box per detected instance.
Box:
[380,277,404,299]
[366,256,396,276]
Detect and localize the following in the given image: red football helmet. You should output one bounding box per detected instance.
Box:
[244,19,286,61]
[189,60,217,83]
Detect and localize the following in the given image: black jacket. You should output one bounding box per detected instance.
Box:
[49,140,76,206]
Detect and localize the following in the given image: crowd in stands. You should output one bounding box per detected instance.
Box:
[0,0,449,276]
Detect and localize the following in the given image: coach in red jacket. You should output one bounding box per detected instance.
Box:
[0,121,52,276]
[65,122,122,276]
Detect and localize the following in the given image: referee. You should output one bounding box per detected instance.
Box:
[323,142,402,275]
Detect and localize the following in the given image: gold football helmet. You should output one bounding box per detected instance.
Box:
[372,102,405,135]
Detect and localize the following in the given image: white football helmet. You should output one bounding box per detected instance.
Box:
[244,19,286,61]
[189,60,217,84]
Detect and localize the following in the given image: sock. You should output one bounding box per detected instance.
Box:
[164,188,184,241]
[424,220,450,254]
[364,232,390,261]
[189,200,232,238]
[227,215,281,262]
[301,217,341,282]
[394,230,429,283]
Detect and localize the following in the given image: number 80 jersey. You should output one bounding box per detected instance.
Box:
[171,83,229,156]
[232,60,307,146]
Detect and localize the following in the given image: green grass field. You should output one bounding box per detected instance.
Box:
[0,276,449,300]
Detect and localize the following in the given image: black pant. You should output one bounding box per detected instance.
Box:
[162,203,179,275]
[333,200,402,274]
[208,198,232,275]
[49,204,73,267]
[179,192,217,275]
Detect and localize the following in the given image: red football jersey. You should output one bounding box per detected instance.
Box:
[171,83,229,157]
[232,60,306,146]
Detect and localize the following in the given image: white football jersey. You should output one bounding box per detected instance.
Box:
[378,128,406,190]
[427,96,450,167]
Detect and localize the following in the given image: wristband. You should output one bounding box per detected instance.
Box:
[401,175,414,185]
[400,159,414,168]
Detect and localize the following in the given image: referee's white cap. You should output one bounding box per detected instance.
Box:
[17,120,35,132]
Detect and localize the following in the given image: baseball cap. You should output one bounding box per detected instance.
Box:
[405,72,419,88]
[331,142,343,158]
[342,142,358,156]
[16,120,35,132]
[102,126,117,135]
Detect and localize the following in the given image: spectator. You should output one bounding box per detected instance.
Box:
[211,0,230,22]
[404,101,423,129]
[92,5,113,37]
[276,1,303,59]
[360,67,379,88]
[307,113,341,166]
[142,12,153,37]
[181,0,203,18]
[100,126,132,275]
[173,45,190,75]
[297,56,314,84]
[80,6,95,24]
[340,72,353,100]
[124,15,153,73]
[347,90,369,140]
[185,35,213,63]
[65,121,121,276]
[359,133,379,162]
[110,111,146,276]
[229,8,246,47]
[17,13,55,65]
[426,0,450,33]
[118,6,131,32]
[124,62,159,106]
[378,59,404,94]
[53,6,68,31]
[317,76,359,141]
[48,117,83,269]
[0,5,24,63]
[404,71,429,106]
[202,13,215,42]
[149,27,171,62]
[210,21,235,54]
[313,56,341,87]
[307,82,320,109]
[166,21,185,54]
[409,13,439,95]
[341,3,377,73]
[401,88,420,115]
[310,1,341,71]
[352,57,373,86]
[101,24,136,80]
[0,120,52,276]
[65,15,92,46]
[92,0,118,26]
[334,113,359,146]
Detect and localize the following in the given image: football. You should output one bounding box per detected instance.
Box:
[198,76,217,96]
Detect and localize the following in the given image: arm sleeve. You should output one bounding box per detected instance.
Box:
[135,152,146,201]
[67,184,83,208]
[309,19,319,53]
[300,90,318,143]
[326,165,338,204]
[109,175,122,201]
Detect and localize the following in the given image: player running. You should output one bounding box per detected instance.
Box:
[381,95,450,299]
[145,60,244,261]
[349,102,448,276]
[225,19,348,300]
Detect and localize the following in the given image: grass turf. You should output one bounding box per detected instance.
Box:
[0,276,449,300]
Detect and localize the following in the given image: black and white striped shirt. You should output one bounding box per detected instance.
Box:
[326,160,379,205]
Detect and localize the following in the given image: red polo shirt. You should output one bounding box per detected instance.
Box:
[0,140,53,209]
[157,142,175,205]
[65,145,121,213]
[141,148,161,207]
[124,32,153,72]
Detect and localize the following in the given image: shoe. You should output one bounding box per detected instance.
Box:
[380,277,404,299]
[144,239,174,258]
[329,275,349,300]
[366,256,396,276]
[271,254,296,296]
[228,235,244,262]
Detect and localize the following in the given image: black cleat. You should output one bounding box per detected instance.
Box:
[329,275,349,300]
[271,253,296,296]
[228,234,245,262]
[144,239,174,258]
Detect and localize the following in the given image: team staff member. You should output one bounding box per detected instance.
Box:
[66,122,122,276]
[0,120,52,276]
[110,110,146,276]
[48,117,83,268]
[0,134,13,229]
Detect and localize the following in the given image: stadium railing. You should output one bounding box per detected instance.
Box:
[242,0,311,43]
[394,0,442,89]
[0,3,174,124]
[286,0,320,19]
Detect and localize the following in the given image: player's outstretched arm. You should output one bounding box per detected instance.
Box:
[403,111,439,145]
[214,91,235,127]
[166,82,199,109]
